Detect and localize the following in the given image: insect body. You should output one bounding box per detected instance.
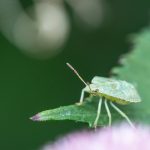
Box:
[67,63,141,128]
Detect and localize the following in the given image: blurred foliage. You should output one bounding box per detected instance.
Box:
[112,28,150,123]
[33,28,150,127]
[0,0,150,150]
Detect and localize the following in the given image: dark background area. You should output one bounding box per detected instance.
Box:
[0,0,150,149]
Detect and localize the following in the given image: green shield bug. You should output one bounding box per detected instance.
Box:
[66,63,141,128]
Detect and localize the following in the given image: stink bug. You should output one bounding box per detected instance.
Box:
[66,63,141,128]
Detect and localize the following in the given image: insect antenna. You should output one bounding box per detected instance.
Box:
[66,63,92,92]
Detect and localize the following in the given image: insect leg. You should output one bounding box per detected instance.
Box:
[104,100,111,126]
[110,102,134,128]
[76,89,85,105]
[93,97,103,128]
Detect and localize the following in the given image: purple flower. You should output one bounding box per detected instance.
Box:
[41,123,150,150]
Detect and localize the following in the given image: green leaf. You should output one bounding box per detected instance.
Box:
[31,28,150,127]
[31,97,127,127]
[111,28,150,124]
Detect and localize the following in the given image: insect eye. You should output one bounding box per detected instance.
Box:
[95,89,99,92]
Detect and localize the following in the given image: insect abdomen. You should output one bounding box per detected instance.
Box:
[98,93,130,105]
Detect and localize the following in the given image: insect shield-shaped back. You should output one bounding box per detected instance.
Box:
[91,76,142,104]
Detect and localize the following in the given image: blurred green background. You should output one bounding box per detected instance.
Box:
[0,0,150,149]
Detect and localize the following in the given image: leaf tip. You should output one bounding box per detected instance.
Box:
[30,113,41,121]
